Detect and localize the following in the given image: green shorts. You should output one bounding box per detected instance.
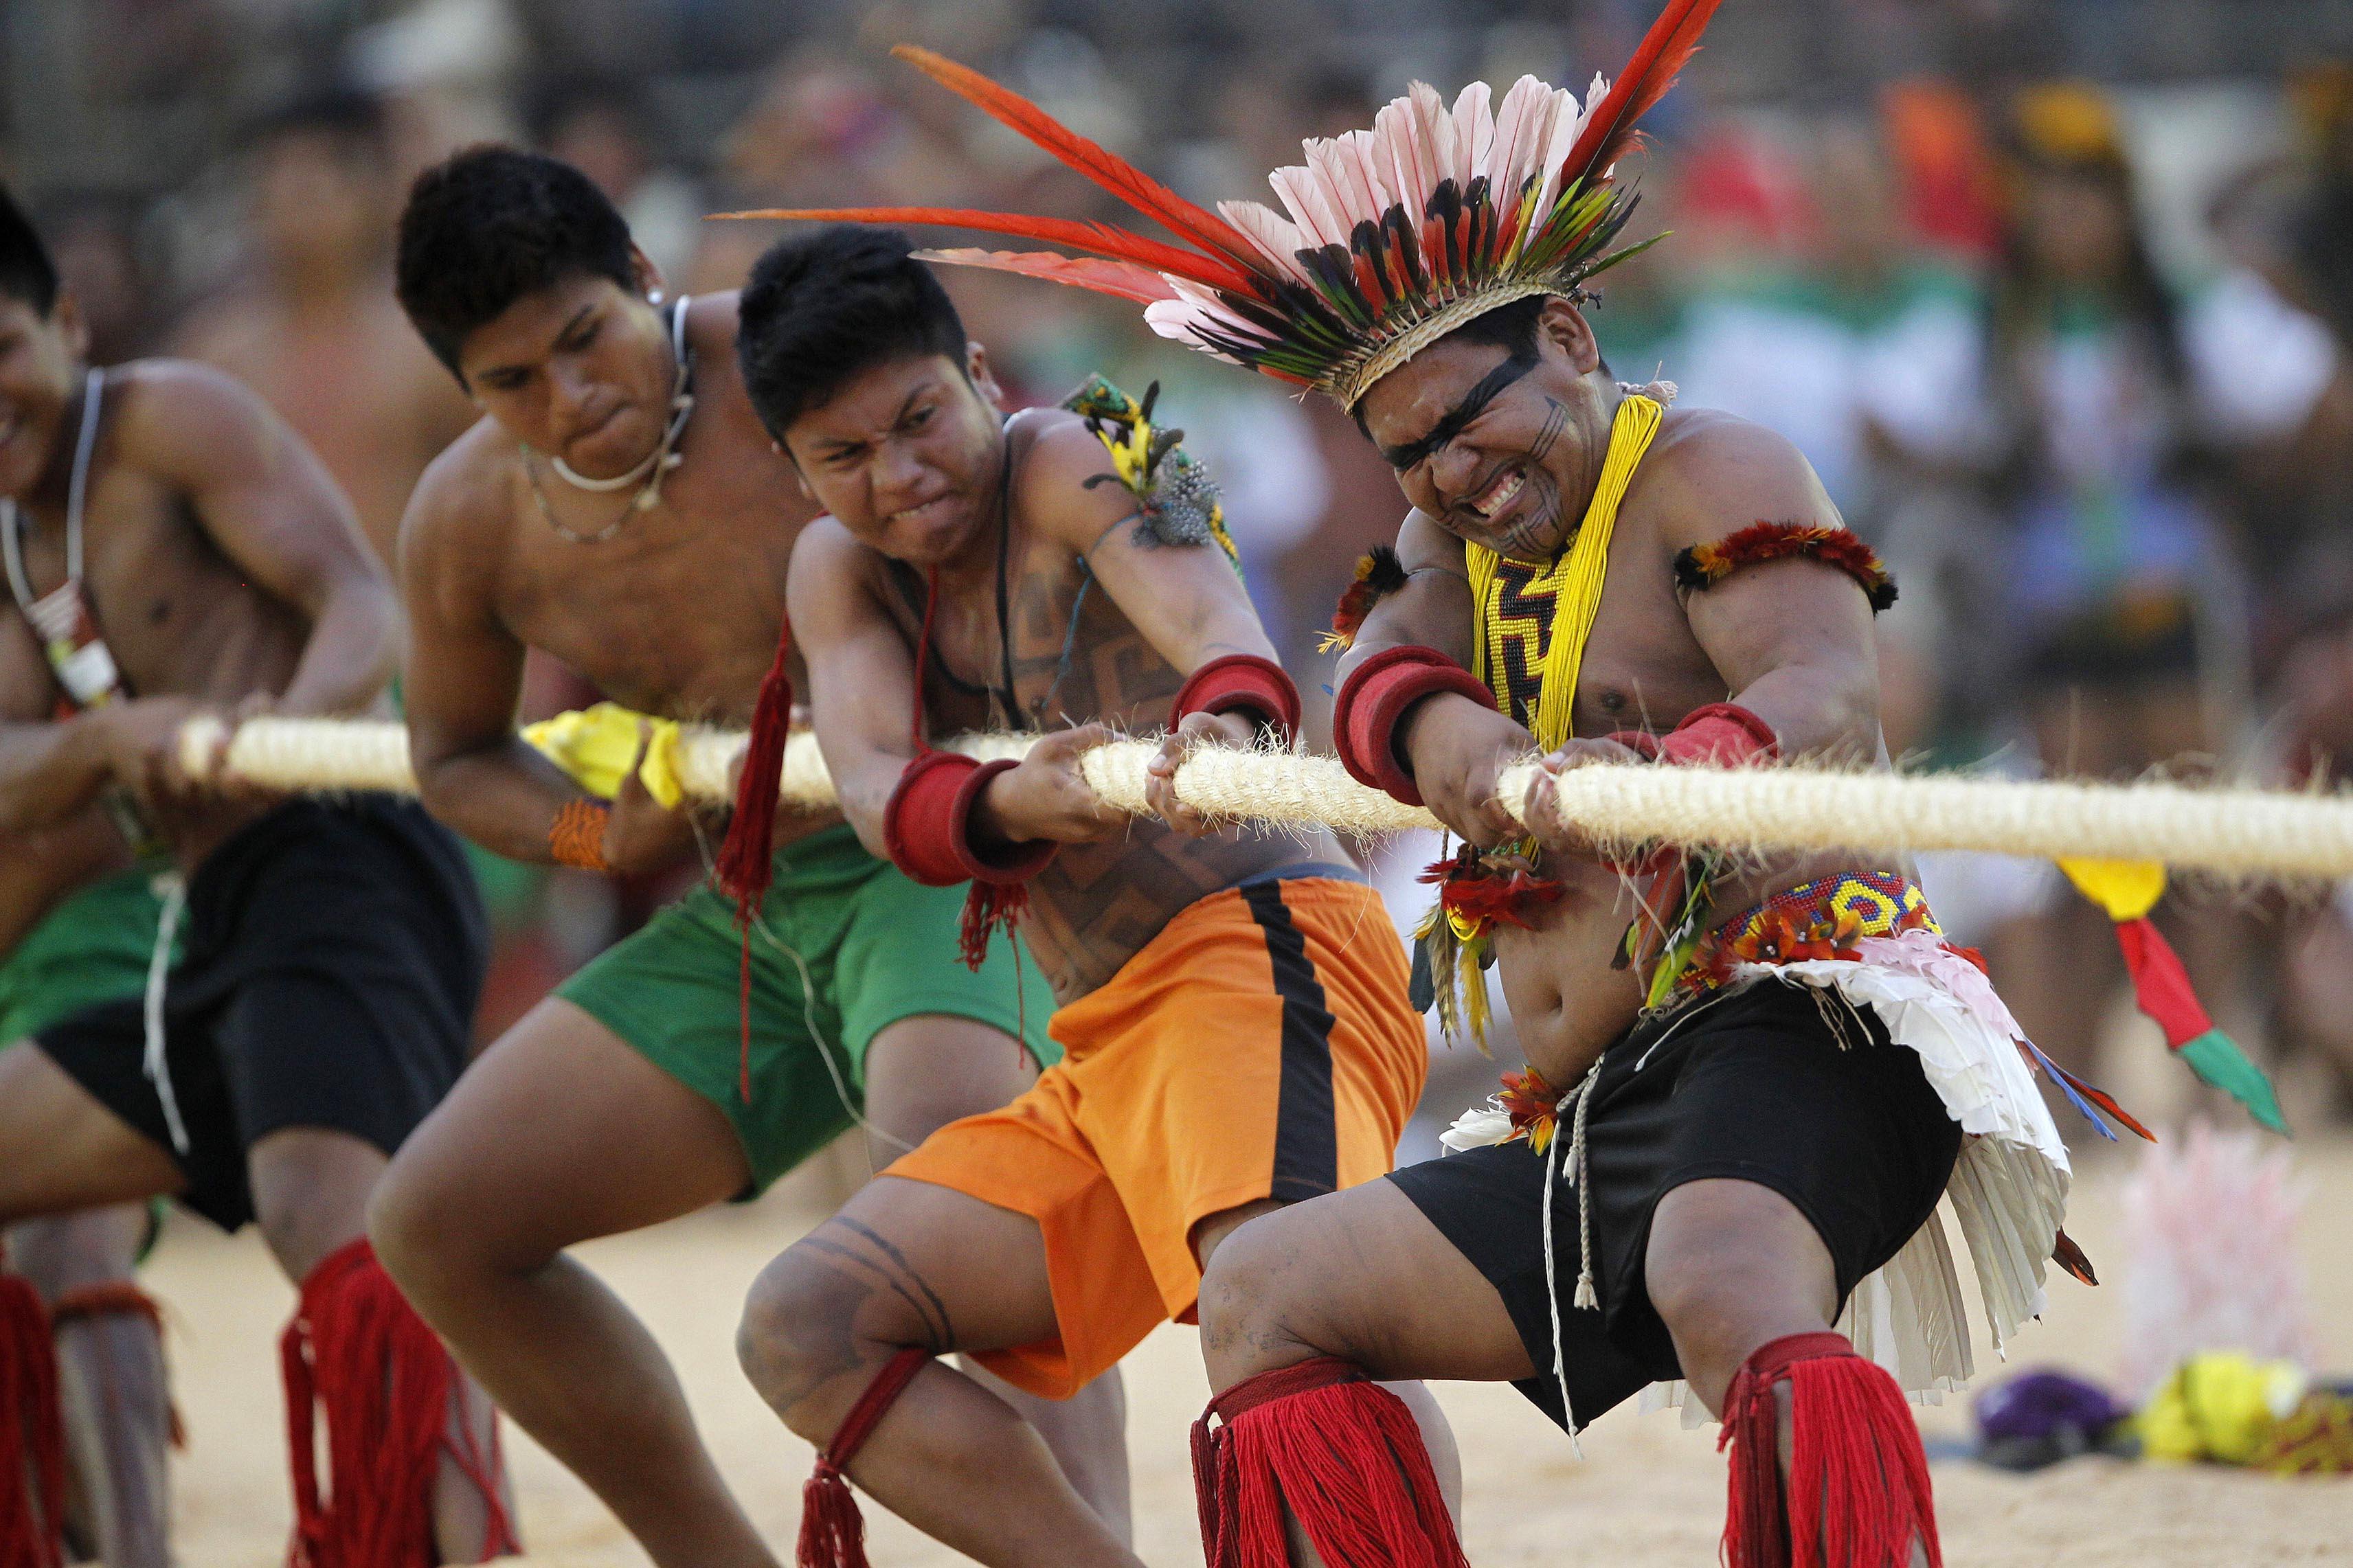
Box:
[0,866,177,1044]
[556,823,1058,1193]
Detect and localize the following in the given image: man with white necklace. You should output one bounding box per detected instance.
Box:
[370,146,1129,1568]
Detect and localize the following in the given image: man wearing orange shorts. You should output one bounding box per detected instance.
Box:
[725,224,1445,1566]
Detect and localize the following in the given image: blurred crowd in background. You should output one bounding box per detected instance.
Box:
[12,0,2353,1140]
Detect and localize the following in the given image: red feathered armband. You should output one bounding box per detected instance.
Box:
[881,751,1059,889]
[1674,522,1897,612]
[1332,646,1496,807]
[1173,653,1301,745]
[1658,702,1779,767]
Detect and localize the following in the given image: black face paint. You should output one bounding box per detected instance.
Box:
[1377,348,1538,473]
[1528,396,1569,464]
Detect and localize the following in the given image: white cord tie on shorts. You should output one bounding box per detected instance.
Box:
[1540,1060,1603,1456]
[143,872,190,1156]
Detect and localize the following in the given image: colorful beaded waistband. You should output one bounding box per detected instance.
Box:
[1674,871,1939,1001]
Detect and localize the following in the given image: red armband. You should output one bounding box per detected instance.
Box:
[881,751,1058,889]
[1172,653,1301,745]
[1658,703,1779,767]
[1331,645,1496,806]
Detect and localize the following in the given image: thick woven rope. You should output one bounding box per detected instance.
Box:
[174,714,2353,881]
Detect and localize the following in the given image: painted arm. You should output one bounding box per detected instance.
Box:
[124,361,398,717]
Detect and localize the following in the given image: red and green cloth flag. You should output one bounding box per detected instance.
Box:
[2058,859,2287,1135]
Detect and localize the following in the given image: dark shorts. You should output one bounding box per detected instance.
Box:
[36,796,487,1231]
[1388,978,1961,1433]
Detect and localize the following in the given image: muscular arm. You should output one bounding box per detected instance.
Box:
[1335,511,1535,845]
[1333,510,1479,683]
[1658,420,1881,762]
[122,361,398,716]
[786,518,923,861]
[1025,419,1276,677]
[0,600,112,830]
[398,453,600,863]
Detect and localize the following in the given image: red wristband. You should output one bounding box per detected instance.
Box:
[1171,653,1301,745]
[881,751,1058,888]
[1331,645,1496,806]
[1657,702,1779,767]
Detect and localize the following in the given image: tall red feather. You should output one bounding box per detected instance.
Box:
[890,46,1266,274]
[914,247,1181,303]
[1558,0,1726,188]
[719,204,1254,295]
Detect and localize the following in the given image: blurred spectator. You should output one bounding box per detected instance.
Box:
[34,195,157,364]
[531,78,703,282]
[172,88,473,566]
[1959,83,2332,1084]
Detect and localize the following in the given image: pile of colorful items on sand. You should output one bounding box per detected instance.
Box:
[1974,1357,2353,1474]
[1972,1122,2349,1475]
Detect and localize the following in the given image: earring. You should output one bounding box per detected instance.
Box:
[649,288,666,304]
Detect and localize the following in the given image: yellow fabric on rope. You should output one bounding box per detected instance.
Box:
[520,701,686,809]
[2058,857,2167,920]
[1467,392,1662,751]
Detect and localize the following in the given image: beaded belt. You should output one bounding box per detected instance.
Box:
[1671,871,1938,1003]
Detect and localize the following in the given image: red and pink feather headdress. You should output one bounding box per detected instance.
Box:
[730,0,1725,408]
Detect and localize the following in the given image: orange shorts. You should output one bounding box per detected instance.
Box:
[883,875,1425,1398]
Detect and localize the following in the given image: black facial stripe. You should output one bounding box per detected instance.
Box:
[1380,350,1538,472]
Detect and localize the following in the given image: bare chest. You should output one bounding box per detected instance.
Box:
[12,473,301,706]
[1528,523,1729,740]
[879,538,1183,738]
[493,488,798,725]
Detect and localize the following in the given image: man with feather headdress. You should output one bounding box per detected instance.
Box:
[729,3,2154,1563]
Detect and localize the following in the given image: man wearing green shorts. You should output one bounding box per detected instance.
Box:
[1,811,174,1568]
[366,146,1127,1568]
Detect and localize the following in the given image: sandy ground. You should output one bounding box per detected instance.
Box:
[139,1133,2353,1566]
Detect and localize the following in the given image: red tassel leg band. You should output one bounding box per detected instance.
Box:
[1191,1357,1465,1568]
[281,1238,518,1568]
[798,1348,929,1568]
[1718,1331,1941,1568]
[1,1271,65,1568]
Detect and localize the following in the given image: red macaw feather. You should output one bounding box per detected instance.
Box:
[717,205,1253,295]
[1559,0,1726,188]
[914,247,1180,304]
[891,46,1266,275]
[1436,869,1566,929]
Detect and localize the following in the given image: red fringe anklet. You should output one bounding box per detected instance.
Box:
[1719,1331,1940,1568]
[1191,1356,1464,1568]
[798,1348,929,1568]
[282,1239,517,1568]
[0,1270,63,1568]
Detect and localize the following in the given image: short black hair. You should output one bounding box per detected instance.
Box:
[396,145,637,377]
[1445,293,1550,359]
[736,227,969,441]
[0,184,60,317]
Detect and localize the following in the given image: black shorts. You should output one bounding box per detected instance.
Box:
[36,796,487,1231]
[1388,979,1961,1433]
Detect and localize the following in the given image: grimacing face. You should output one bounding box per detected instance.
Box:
[0,292,87,503]
[456,258,677,480]
[781,347,1008,567]
[1354,297,1612,564]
